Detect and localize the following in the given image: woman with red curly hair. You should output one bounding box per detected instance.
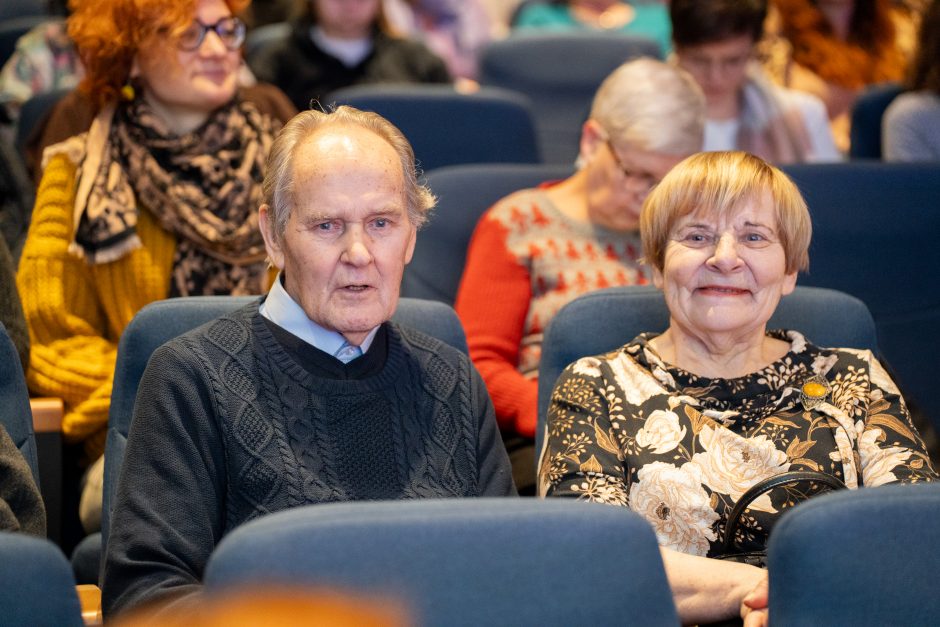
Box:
[761,0,919,152]
[16,0,296,534]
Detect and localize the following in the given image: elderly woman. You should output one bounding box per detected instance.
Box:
[16,0,295,532]
[456,58,704,493]
[539,151,938,625]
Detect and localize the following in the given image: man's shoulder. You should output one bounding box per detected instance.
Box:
[159,299,262,360]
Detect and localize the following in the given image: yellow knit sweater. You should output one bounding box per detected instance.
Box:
[18,153,178,459]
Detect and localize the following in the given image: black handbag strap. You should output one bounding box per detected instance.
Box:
[721,471,847,553]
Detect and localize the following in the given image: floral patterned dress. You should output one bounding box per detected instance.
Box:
[539,331,937,557]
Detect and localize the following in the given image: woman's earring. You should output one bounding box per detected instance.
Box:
[121,83,135,101]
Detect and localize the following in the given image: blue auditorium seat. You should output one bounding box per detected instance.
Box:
[205,498,679,627]
[0,531,83,627]
[781,162,940,440]
[325,84,541,172]
[479,32,662,164]
[768,483,940,626]
[0,322,38,484]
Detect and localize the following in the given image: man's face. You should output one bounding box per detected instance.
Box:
[260,126,416,345]
[676,34,754,109]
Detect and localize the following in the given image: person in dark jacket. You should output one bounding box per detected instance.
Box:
[249,0,451,110]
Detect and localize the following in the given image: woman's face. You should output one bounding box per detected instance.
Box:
[314,0,380,39]
[133,0,241,134]
[654,192,798,342]
[584,130,685,232]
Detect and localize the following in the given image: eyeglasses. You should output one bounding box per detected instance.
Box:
[177,16,246,51]
[605,139,658,191]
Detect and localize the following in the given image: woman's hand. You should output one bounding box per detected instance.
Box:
[740,575,769,627]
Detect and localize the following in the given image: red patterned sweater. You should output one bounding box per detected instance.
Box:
[455,187,647,438]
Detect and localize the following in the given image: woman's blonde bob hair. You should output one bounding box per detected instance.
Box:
[641,151,811,274]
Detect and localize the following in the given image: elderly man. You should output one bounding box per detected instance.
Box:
[102,107,516,616]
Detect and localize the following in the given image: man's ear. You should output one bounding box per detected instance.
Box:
[404,222,417,265]
[258,204,285,270]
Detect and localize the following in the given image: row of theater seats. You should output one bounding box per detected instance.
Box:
[0,318,940,627]
[3,441,940,625]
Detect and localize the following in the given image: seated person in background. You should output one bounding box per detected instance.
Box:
[0,18,83,126]
[0,425,45,536]
[761,0,917,152]
[540,150,938,625]
[512,0,673,57]
[382,0,494,82]
[102,106,516,617]
[249,0,451,111]
[455,58,704,493]
[16,0,296,534]
[671,0,840,163]
[884,0,940,161]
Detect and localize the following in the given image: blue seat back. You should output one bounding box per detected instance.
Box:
[848,82,904,160]
[406,162,574,303]
[326,84,541,172]
[479,32,662,164]
[782,162,940,435]
[205,498,679,627]
[0,322,38,484]
[101,296,468,548]
[0,531,83,627]
[537,285,878,459]
[768,483,940,626]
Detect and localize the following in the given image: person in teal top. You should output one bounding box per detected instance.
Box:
[513,1,672,56]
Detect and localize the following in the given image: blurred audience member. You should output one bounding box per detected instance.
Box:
[672,0,839,163]
[0,425,45,536]
[383,0,493,82]
[0,19,82,125]
[455,58,704,493]
[17,0,295,533]
[762,0,918,152]
[249,0,450,111]
[884,0,940,160]
[513,1,672,56]
[111,587,409,627]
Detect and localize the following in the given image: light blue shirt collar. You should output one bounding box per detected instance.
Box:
[259,273,379,360]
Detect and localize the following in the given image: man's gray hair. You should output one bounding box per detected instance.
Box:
[590,57,706,155]
[262,106,436,238]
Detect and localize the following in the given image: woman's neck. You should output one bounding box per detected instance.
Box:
[142,91,209,136]
[648,325,788,379]
[544,169,591,224]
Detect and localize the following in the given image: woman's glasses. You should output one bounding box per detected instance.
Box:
[605,139,658,191]
[177,16,246,51]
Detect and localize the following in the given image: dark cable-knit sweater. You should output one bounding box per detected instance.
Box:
[102,302,515,616]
